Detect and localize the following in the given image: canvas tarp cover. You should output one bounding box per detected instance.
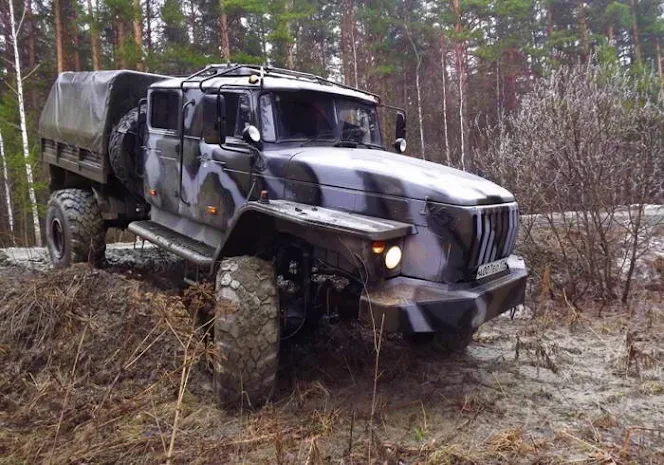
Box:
[39,70,168,154]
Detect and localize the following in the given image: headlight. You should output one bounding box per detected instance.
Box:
[384,246,402,270]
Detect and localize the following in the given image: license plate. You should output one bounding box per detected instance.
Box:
[476,259,509,280]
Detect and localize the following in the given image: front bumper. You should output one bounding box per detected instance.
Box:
[359,255,527,333]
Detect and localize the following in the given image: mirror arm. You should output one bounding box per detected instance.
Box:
[378,102,406,114]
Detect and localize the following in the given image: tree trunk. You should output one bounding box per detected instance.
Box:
[440,34,451,166]
[658,39,663,85]
[607,25,614,46]
[54,0,65,72]
[133,0,144,70]
[405,23,425,160]
[284,0,295,69]
[8,0,41,246]
[578,2,589,62]
[503,49,517,112]
[146,0,152,52]
[260,15,267,63]
[630,0,642,63]
[71,6,81,71]
[340,0,357,86]
[547,3,554,59]
[0,130,14,239]
[26,0,37,109]
[219,1,230,59]
[117,18,127,68]
[188,0,196,44]
[350,16,358,87]
[87,0,100,70]
[452,0,466,170]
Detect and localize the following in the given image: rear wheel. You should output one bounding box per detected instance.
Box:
[212,256,280,409]
[45,189,106,269]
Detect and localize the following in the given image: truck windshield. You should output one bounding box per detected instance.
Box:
[259,91,382,148]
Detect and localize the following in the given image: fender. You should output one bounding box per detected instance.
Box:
[214,199,416,262]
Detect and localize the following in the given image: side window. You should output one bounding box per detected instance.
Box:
[150,90,180,131]
[259,94,276,142]
[236,94,251,137]
[222,93,238,137]
[221,93,252,138]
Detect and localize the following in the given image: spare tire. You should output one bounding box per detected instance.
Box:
[109,107,146,196]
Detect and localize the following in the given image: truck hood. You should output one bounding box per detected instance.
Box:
[285,147,514,206]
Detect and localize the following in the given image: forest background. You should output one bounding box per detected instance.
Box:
[1,0,663,247]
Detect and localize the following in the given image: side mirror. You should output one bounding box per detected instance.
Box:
[202,94,226,145]
[394,138,407,154]
[242,125,261,146]
[395,111,406,140]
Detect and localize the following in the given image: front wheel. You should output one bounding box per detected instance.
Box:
[212,256,280,409]
[45,189,106,269]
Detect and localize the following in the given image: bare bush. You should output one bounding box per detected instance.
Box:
[476,64,664,304]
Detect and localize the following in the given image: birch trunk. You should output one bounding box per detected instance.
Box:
[458,51,466,171]
[440,34,451,166]
[453,0,466,170]
[8,0,41,245]
[0,130,14,237]
[350,18,358,87]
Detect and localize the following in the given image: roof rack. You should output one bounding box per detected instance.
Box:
[180,64,382,103]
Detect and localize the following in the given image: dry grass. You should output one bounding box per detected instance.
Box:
[0,263,662,464]
[0,265,216,464]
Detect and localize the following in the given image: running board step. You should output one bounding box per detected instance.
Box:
[128,220,215,266]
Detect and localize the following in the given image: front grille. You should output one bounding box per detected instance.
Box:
[467,204,519,269]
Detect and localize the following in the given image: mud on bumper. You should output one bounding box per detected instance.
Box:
[359,256,527,333]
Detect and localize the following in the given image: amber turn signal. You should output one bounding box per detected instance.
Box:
[206,206,218,215]
[148,189,157,196]
[371,241,386,254]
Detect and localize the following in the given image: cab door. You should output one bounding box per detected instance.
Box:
[185,91,255,230]
[144,88,182,214]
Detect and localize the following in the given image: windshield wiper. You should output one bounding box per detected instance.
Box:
[298,132,336,147]
[334,140,377,149]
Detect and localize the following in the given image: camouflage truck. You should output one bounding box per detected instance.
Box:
[39,65,527,407]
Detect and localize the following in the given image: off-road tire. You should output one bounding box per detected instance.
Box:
[45,189,106,269]
[213,256,280,409]
[405,329,474,353]
[109,107,145,196]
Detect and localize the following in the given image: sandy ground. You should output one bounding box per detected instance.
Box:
[0,243,662,464]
